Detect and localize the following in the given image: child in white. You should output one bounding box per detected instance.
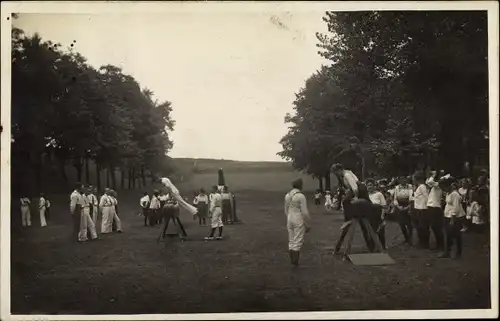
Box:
[324,191,333,211]
[467,191,486,232]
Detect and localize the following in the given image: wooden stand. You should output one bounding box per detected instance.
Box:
[338,218,395,266]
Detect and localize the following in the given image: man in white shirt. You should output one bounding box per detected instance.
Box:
[440,179,466,258]
[394,177,414,245]
[87,186,99,224]
[331,163,369,252]
[425,173,445,250]
[79,186,98,242]
[149,190,161,226]
[99,188,114,233]
[412,171,429,248]
[39,193,48,227]
[140,192,151,227]
[20,195,32,227]
[367,180,387,250]
[331,163,360,222]
[205,186,224,240]
[158,191,169,225]
[70,183,84,242]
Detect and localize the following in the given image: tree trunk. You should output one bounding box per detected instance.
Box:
[360,154,366,181]
[107,166,111,187]
[131,168,136,189]
[121,168,126,189]
[74,158,83,183]
[128,168,133,189]
[46,150,52,163]
[34,152,43,194]
[59,157,68,183]
[110,165,117,189]
[141,166,146,187]
[318,177,324,191]
[324,171,331,192]
[85,157,90,184]
[96,162,101,192]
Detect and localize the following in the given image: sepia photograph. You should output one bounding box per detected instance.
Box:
[1,1,498,320]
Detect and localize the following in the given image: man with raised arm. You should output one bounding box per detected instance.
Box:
[156,176,198,216]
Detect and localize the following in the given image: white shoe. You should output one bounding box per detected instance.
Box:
[204,237,214,241]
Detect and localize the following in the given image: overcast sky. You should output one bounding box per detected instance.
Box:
[14,11,328,161]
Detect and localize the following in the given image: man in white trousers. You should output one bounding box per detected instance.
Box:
[87,186,99,224]
[109,189,123,233]
[284,178,311,267]
[20,195,32,227]
[70,183,84,242]
[38,193,48,227]
[99,188,114,234]
[79,187,98,242]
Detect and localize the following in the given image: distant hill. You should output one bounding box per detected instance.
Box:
[171,158,297,174]
[10,156,330,196]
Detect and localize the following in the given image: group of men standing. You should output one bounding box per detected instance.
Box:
[284,162,490,266]
[70,183,123,242]
[138,183,238,241]
[19,193,51,228]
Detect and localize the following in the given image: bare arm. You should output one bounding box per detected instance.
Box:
[70,194,77,214]
[298,194,311,227]
[345,174,359,197]
[284,194,290,216]
[449,193,460,217]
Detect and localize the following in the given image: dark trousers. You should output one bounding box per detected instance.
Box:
[418,207,445,249]
[396,206,413,243]
[342,199,352,222]
[158,202,166,224]
[369,206,386,249]
[315,198,321,205]
[150,209,158,226]
[143,208,150,226]
[112,206,118,232]
[222,200,232,224]
[335,198,374,252]
[197,203,208,225]
[334,218,374,252]
[337,191,344,210]
[444,217,462,255]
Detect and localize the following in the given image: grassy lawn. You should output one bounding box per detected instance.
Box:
[10,174,491,314]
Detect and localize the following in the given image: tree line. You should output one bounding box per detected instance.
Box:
[11,23,176,196]
[279,11,489,190]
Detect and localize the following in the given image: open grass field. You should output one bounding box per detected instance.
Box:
[10,172,491,314]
